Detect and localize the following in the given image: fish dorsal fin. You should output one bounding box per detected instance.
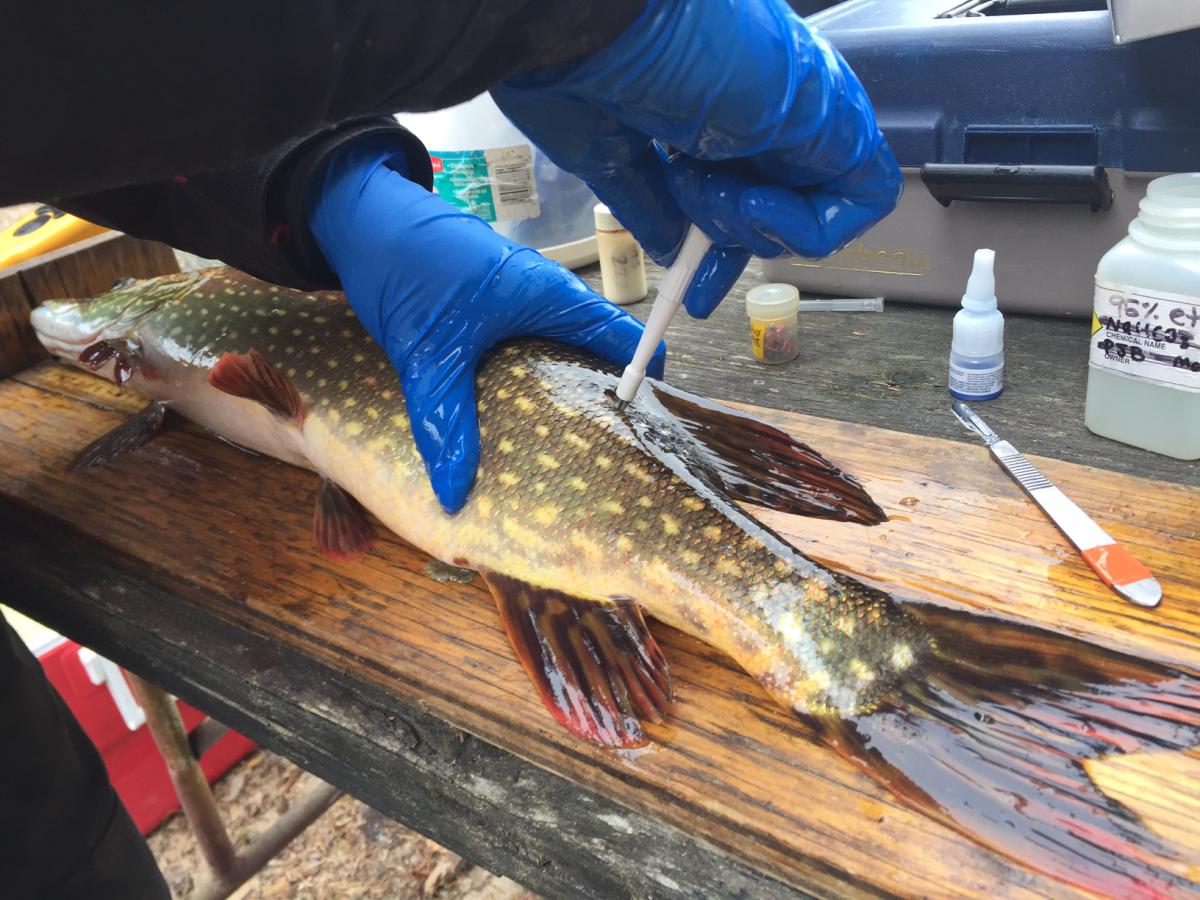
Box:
[67,400,174,473]
[481,572,671,748]
[645,383,886,525]
[209,349,304,424]
[313,479,375,560]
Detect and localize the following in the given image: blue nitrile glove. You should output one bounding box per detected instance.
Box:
[492,0,903,318]
[307,135,665,514]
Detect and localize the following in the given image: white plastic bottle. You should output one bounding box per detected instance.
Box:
[594,203,647,305]
[1085,173,1200,459]
[948,249,1004,401]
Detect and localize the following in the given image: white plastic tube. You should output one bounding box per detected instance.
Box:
[615,225,713,405]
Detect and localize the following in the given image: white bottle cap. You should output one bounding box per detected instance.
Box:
[952,249,1004,357]
[746,283,800,321]
[594,203,624,232]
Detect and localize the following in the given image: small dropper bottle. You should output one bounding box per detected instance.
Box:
[948,249,1004,401]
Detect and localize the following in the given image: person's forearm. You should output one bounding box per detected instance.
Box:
[1,0,644,206]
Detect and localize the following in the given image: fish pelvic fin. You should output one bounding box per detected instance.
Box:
[209,349,304,424]
[646,383,885,525]
[68,400,175,473]
[811,604,1200,896]
[313,479,375,560]
[482,572,671,748]
[79,338,152,388]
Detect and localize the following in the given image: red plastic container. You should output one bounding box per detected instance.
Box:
[36,635,256,835]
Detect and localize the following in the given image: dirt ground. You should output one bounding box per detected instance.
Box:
[149,749,535,900]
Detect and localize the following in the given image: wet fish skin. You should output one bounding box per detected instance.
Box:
[32,268,925,719]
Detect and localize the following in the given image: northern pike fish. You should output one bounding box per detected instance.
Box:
[32,269,1200,895]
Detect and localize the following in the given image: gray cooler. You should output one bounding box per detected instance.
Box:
[761,0,1200,316]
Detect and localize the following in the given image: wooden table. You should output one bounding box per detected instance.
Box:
[2,257,1196,898]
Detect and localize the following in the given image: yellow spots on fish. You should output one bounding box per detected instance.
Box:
[498,472,519,486]
[777,611,804,643]
[807,667,833,693]
[268,326,278,335]
[533,481,547,495]
[284,346,295,355]
[317,378,327,388]
[286,367,296,377]
[475,495,495,519]
[623,462,653,484]
[509,365,527,377]
[636,496,653,509]
[496,388,511,400]
[309,345,321,355]
[534,424,550,438]
[344,308,355,317]
[366,436,391,454]
[230,305,240,312]
[305,369,315,378]
[250,326,259,335]
[328,409,342,423]
[819,638,834,655]
[702,525,722,541]
[170,326,182,336]
[298,310,309,318]
[314,316,327,324]
[353,353,365,363]
[513,396,534,412]
[569,532,605,562]
[680,548,701,565]
[836,616,855,637]
[774,559,791,575]
[502,517,541,549]
[228,331,238,340]
[568,476,588,492]
[535,453,560,470]
[199,308,209,317]
[290,328,301,337]
[635,519,651,532]
[478,426,489,438]
[345,421,364,437]
[343,397,357,409]
[532,505,560,526]
[891,643,915,671]
[804,581,830,603]
[326,359,338,369]
[380,390,394,400]
[391,414,409,431]
[498,438,515,454]
[596,455,612,470]
[269,286,279,293]
[601,500,625,515]
[366,407,380,421]
[617,535,634,553]
[715,558,742,577]
[682,497,705,512]
[477,401,489,413]
[660,513,680,535]
[341,328,353,338]
[848,659,876,685]
[563,432,591,451]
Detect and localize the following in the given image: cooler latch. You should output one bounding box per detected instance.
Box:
[921,164,1114,211]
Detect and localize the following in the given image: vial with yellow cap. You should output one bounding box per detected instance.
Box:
[745,283,800,364]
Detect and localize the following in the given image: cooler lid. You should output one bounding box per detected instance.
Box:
[813,0,1200,173]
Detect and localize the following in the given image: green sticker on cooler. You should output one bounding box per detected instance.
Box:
[428,145,539,224]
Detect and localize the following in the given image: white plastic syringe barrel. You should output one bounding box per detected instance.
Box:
[615,226,714,403]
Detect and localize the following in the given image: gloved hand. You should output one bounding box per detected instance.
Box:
[307,135,664,514]
[492,0,902,318]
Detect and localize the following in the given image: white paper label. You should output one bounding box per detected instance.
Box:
[949,361,1003,397]
[1090,280,1200,391]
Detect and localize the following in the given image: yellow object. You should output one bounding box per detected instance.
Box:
[0,205,108,271]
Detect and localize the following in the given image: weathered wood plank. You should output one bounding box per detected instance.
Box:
[578,260,1198,486]
[3,361,1196,897]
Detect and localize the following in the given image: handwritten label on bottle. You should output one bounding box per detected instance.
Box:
[1090,280,1200,391]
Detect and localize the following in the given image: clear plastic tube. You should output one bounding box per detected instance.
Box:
[796,297,884,312]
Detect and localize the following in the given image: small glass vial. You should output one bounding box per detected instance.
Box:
[948,249,1004,401]
[594,203,646,305]
[745,283,800,364]
[1085,173,1200,459]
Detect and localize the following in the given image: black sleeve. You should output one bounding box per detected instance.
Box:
[3,0,646,288]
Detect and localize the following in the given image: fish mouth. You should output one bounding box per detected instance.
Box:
[30,302,106,362]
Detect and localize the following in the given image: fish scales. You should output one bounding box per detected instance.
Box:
[32,269,1200,896]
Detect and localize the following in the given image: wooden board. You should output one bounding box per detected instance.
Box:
[2,360,1197,898]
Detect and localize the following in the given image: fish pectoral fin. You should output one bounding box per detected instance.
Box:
[68,400,174,473]
[209,348,304,424]
[313,479,375,560]
[648,383,886,525]
[482,572,671,749]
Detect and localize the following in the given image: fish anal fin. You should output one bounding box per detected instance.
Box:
[647,383,886,525]
[209,349,303,424]
[313,479,375,560]
[482,572,671,748]
[68,401,174,473]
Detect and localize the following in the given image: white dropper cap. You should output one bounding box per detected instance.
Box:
[951,249,1003,357]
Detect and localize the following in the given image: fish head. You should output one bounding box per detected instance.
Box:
[31,274,190,362]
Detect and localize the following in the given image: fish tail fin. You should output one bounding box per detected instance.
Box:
[811,605,1200,896]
